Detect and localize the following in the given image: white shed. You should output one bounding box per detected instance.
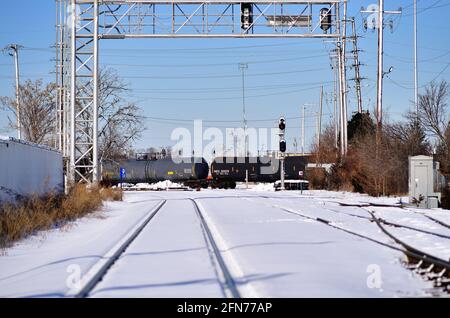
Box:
[0,137,63,202]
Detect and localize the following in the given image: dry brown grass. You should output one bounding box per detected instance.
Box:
[100,187,123,201]
[0,185,122,248]
[306,168,328,190]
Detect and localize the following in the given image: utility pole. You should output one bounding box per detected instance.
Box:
[301,105,306,155]
[350,17,363,113]
[332,55,339,149]
[414,0,419,117]
[335,1,348,156]
[12,46,21,140]
[341,0,348,155]
[376,0,384,129]
[318,86,323,147]
[239,63,248,157]
[360,1,401,129]
[278,117,286,191]
[3,44,23,139]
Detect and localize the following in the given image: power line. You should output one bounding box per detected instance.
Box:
[101,40,326,52]
[144,117,330,129]
[383,39,450,53]
[0,67,329,80]
[402,0,449,17]
[110,67,330,80]
[129,80,334,93]
[364,64,448,74]
[0,61,50,66]
[127,83,334,101]
[144,113,329,123]
[106,53,329,68]
[386,61,450,89]
[22,43,328,53]
[385,49,450,63]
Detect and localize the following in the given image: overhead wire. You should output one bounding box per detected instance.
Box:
[126,83,333,101]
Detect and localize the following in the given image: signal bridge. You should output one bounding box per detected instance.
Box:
[55,0,346,183]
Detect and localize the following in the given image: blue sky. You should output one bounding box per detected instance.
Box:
[0,0,449,152]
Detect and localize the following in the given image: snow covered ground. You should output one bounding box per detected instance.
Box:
[118,180,187,191]
[0,199,164,297]
[0,189,448,297]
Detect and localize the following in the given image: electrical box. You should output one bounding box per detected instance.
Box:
[409,155,442,209]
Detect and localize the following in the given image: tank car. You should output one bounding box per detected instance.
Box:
[210,156,308,188]
[101,157,209,186]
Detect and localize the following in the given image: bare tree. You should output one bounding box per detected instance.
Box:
[0,79,56,145]
[1,68,145,159]
[387,119,430,157]
[312,82,447,196]
[386,119,430,193]
[311,123,338,163]
[415,80,449,145]
[97,68,145,160]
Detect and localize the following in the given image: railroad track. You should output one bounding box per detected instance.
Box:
[422,214,450,231]
[190,198,241,298]
[251,196,450,292]
[330,200,450,235]
[66,200,167,298]
[323,205,450,240]
[262,197,450,241]
[366,209,450,289]
[65,197,239,298]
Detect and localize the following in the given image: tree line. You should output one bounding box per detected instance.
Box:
[310,80,449,199]
[0,68,145,161]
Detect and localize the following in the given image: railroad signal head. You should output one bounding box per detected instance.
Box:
[241,3,253,31]
[279,139,286,153]
[279,117,286,131]
[320,8,332,32]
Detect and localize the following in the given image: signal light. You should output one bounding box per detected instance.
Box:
[279,139,286,153]
[278,117,286,131]
[241,3,253,31]
[320,8,332,32]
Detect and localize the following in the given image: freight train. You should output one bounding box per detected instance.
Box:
[210,156,308,189]
[101,156,308,189]
[101,157,209,186]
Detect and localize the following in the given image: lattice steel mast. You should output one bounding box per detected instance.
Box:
[349,17,363,114]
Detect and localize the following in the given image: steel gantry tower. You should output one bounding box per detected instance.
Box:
[56,0,347,183]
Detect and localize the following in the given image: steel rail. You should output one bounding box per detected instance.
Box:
[66,199,167,298]
[423,215,450,231]
[253,196,450,282]
[375,217,450,240]
[325,205,450,240]
[366,210,450,275]
[190,198,241,298]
